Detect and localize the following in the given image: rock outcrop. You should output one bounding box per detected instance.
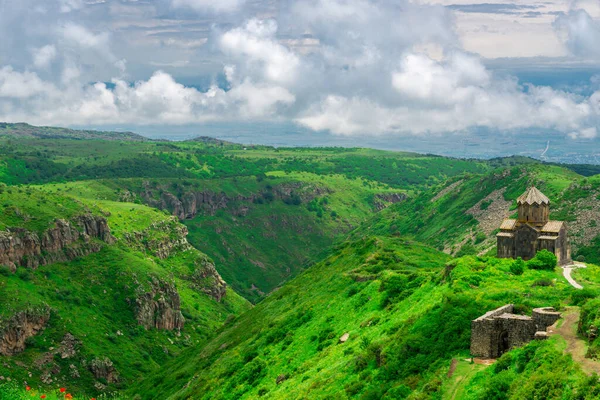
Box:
[122,217,192,259]
[89,357,119,383]
[58,333,81,359]
[136,278,185,331]
[373,193,408,211]
[140,182,328,220]
[187,255,228,302]
[0,215,115,271]
[0,306,51,356]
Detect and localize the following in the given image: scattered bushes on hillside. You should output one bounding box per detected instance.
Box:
[466,341,600,399]
[509,258,525,276]
[526,250,557,271]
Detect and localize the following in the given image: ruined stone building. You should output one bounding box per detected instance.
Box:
[497,187,571,265]
[470,304,560,358]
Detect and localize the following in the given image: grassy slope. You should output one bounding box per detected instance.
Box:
[359,164,600,259]
[0,134,495,302]
[0,186,250,396]
[130,231,595,399]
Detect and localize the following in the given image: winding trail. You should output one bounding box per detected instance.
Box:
[550,307,600,375]
[563,262,587,290]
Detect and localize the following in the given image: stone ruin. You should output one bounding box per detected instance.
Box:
[470,304,560,358]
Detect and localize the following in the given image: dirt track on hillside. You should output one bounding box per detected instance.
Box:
[551,307,600,375]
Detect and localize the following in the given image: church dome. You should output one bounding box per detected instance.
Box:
[517,187,550,206]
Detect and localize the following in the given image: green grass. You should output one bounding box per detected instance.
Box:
[129,236,583,399]
[0,186,250,397]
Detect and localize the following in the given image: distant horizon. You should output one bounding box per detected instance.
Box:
[5,120,599,165]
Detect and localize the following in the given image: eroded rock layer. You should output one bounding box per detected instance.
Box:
[0,215,115,271]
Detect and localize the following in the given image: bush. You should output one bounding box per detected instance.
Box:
[526,250,557,271]
[0,265,12,276]
[532,279,554,287]
[572,289,599,306]
[510,258,525,276]
[576,255,586,262]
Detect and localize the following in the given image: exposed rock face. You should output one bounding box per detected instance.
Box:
[89,357,119,383]
[58,333,81,359]
[187,256,228,302]
[0,307,51,356]
[122,217,192,259]
[373,193,408,211]
[140,182,328,220]
[0,215,115,271]
[136,278,185,331]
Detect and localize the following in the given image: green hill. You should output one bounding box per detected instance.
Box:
[129,234,599,399]
[0,186,249,396]
[1,125,600,399]
[360,164,600,262]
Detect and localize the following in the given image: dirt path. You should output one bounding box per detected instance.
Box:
[562,262,587,290]
[550,307,600,375]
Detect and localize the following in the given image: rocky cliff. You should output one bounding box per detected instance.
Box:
[0,306,51,356]
[140,182,328,220]
[0,215,115,271]
[136,278,185,331]
[186,255,228,302]
[373,192,408,211]
[122,217,192,259]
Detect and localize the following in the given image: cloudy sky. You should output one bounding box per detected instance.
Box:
[1,0,600,140]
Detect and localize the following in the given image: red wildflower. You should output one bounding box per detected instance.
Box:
[26,386,31,391]
[60,387,66,393]
[40,396,46,399]
[65,394,73,400]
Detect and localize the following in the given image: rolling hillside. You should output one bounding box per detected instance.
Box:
[129,233,599,399]
[0,185,250,395]
[1,124,600,399]
[359,164,600,263]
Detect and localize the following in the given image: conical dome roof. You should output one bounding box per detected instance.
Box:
[517,187,550,205]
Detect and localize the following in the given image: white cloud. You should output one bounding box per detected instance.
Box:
[569,127,597,139]
[297,51,598,136]
[220,19,300,85]
[170,0,244,13]
[0,67,54,98]
[392,52,490,104]
[58,22,127,75]
[32,45,58,69]
[0,67,297,126]
[60,23,111,50]
[58,0,84,13]
[554,9,600,59]
[1,0,600,142]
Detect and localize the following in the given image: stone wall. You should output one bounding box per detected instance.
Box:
[471,305,560,358]
[470,304,514,358]
[532,307,561,331]
[497,236,515,259]
[518,203,549,226]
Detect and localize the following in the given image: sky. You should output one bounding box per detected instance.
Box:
[1,0,600,143]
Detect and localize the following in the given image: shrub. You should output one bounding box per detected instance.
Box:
[572,288,598,306]
[532,279,554,287]
[527,250,557,271]
[576,255,586,262]
[0,265,12,276]
[510,258,525,276]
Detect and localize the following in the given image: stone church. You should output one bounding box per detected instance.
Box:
[497,187,571,265]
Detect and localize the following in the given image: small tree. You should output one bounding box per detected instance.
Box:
[527,250,558,271]
[510,258,525,275]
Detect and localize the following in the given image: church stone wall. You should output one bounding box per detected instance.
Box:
[518,203,549,226]
[497,236,515,259]
[515,225,539,260]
